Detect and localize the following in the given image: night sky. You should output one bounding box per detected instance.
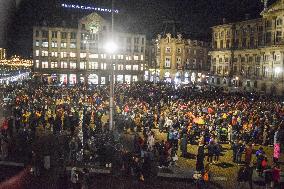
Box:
[5,0,277,57]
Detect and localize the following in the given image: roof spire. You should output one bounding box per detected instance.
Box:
[261,0,268,11]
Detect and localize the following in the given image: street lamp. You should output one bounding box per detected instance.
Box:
[104,40,117,131]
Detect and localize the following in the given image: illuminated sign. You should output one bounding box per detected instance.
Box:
[61,3,119,13]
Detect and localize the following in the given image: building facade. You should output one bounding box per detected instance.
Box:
[210,0,284,94]
[33,12,146,85]
[146,33,210,84]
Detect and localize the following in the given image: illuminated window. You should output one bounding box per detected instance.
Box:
[70,42,76,48]
[140,55,144,61]
[42,40,48,48]
[126,65,132,70]
[51,52,58,57]
[35,50,39,56]
[165,57,171,68]
[51,41,57,48]
[80,62,86,69]
[70,52,76,58]
[118,64,123,70]
[101,63,107,70]
[35,40,40,47]
[41,50,48,57]
[42,61,48,68]
[101,54,106,59]
[61,61,68,69]
[51,61,58,68]
[134,55,139,60]
[35,60,39,68]
[70,62,76,69]
[61,42,67,48]
[141,64,144,71]
[117,55,124,59]
[89,54,99,58]
[61,52,67,58]
[80,53,87,58]
[89,62,98,69]
[133,65,139,70]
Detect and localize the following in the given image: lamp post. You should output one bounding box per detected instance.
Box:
[105,41,117,131]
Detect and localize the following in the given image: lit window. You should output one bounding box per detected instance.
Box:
[70,52,76,58]
[129,56,132,60]
[141,64,144,71]
[80,62,86,69]
[101,63,107,70]
[133,65,139,70]
[61,61,68,69]
[51,42,57,48]
[140,55,144,61]
[51,52,58,57]
[134,55,139,60]
[35,50,39,56]
[118,55,124,59]
[42,40,48,48]
[70,42,76,48]
[61,52,67,58]
[35,40,40,47]
[41,51,48,57]
[70,62,76,69]
[101,54,106,59]
[42,61,48,68]
[194,50,196,55]
[165,57,171,68]
[126,65,132,70]
[89,62,98,69]
[80,53,87,58]
[118,64,123,70]
[51,61,58,68]
[89,54,99,58]
[35,60,39,68]
[61,42,67,48]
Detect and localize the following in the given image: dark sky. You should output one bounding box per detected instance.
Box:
[6,0,277,57]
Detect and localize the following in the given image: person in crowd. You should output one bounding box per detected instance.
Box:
[207,140,214,164]
[213,140,221,163]
[245,143,253,165]
[196,142,205,172]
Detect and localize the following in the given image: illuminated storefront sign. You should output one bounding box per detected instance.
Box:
[61,3,119,13]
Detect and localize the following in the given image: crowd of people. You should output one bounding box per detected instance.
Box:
[1,80,284,187]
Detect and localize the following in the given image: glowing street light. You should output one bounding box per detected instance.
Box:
[104,41,117,54]
[275,67,282,74]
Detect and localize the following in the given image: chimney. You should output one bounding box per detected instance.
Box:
[222,18,226,24]
[245,14,250,20]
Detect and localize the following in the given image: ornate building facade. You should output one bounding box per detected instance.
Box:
[145,33,210,84]
[33,12,146,85]
[210,0,284,94]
